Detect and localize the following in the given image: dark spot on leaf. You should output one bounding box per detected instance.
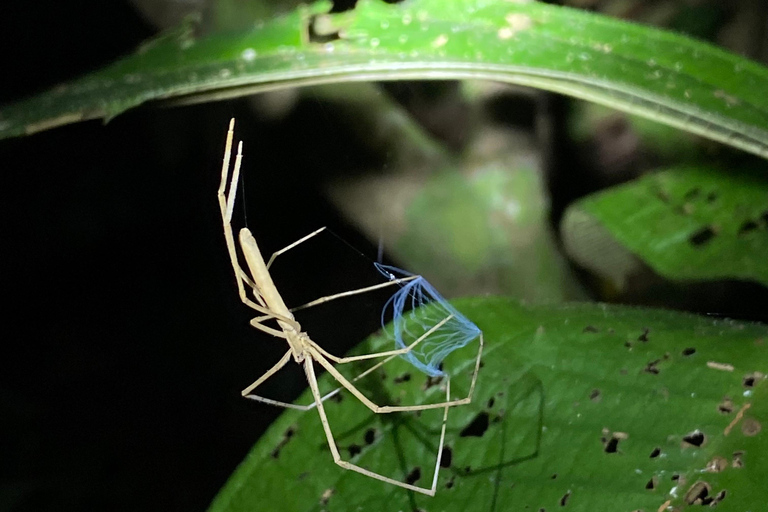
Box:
[638,328,650,342]
[464,465,471,474]
[379,369,387,380]
[689,226,716,246]
[405,467,421,485]
[624,341,633,350]
[394,372,411,384]
[682,430,706,447]
[706,192,717,202]
[440,446,453,468]
[732,451,745,468]
[741,418,762,436]
[582,325,599,333]
[298,471,309,480]
[479,361,485,369]
[445,476,455,489]
[738,220,759,236]
[271,426,297,459]
[460,412,490,437]
[329,392,343,403]
[619,368,628,375]
[718,397,734,414]
[348,444,361,457]
[559,490,571,506]
[645,476,658,490]
[364,428,376,445]
[307,14,341,44]
[487,397,495,409]
[682,347,696,356]
[671,473,680,481]
[643,359,662,375]
[684,187,700,200]
[654,187,670,203]
[549,473,557,480]
[684,481,712,505]
[649,447,661,458]
[589,389,601,402]
[706,456,728,472]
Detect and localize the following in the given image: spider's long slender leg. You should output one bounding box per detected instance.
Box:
[290,276,418,314]
[307,332,483,413]
[304,358,449,496]
[240,350,322,410]
[265,227,327,269]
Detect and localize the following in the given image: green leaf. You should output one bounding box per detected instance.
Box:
[561,166,768,287]
[2,0,768,160]
[208,298,768,512]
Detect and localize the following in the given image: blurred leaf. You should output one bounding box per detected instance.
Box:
[562,166,768,287]
[2,0,768,161]
[209,298,768,512]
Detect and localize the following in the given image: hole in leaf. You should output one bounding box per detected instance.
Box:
[645,476,658,490]
[440,446,453,468]
[638,328,650,342]
[601,430,628,453]
[738,220,759,236]
[671,473,681,481]
[743,371,765,388]
[682,430,706,447]
[741,418,762,436]
[732,451,745,468]
[649,447,661,458]
[682,347,696,356]
[460,412,490,437]
[307,14,341,44]
[559,490,571,506]
[551,473,558,480]
[348,444,361,457]
[689,226,716,246]
[487,397,495,409]
[364,428,376,445]
[706,456,728,472]
[582,325,599,333]
[712,490,727,505]
[394,372,411,384]
[683,481,712,505]
[589,389,602,402]
[423,374,443,390]
[718,397,734,414]
[405,467,421,485]
[319,488,334,506]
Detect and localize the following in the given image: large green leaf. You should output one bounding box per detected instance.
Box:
[562,166,768,287]
[2,0,768,160]
[209,298,768,512]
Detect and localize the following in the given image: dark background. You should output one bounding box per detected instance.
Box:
[2,1,767,511]
[0,2,391,510]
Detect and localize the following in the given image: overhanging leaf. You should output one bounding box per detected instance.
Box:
[561,166,768,287]
[209,298,768,512]
[2,0,768,160]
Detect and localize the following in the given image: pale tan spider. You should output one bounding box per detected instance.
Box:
[217,119,483,495]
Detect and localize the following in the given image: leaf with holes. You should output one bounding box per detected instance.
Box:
[208,298,768,512]
[3,0,768,160]
[561,165,768,288]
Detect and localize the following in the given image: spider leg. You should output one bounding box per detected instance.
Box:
[304,358,449,496]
